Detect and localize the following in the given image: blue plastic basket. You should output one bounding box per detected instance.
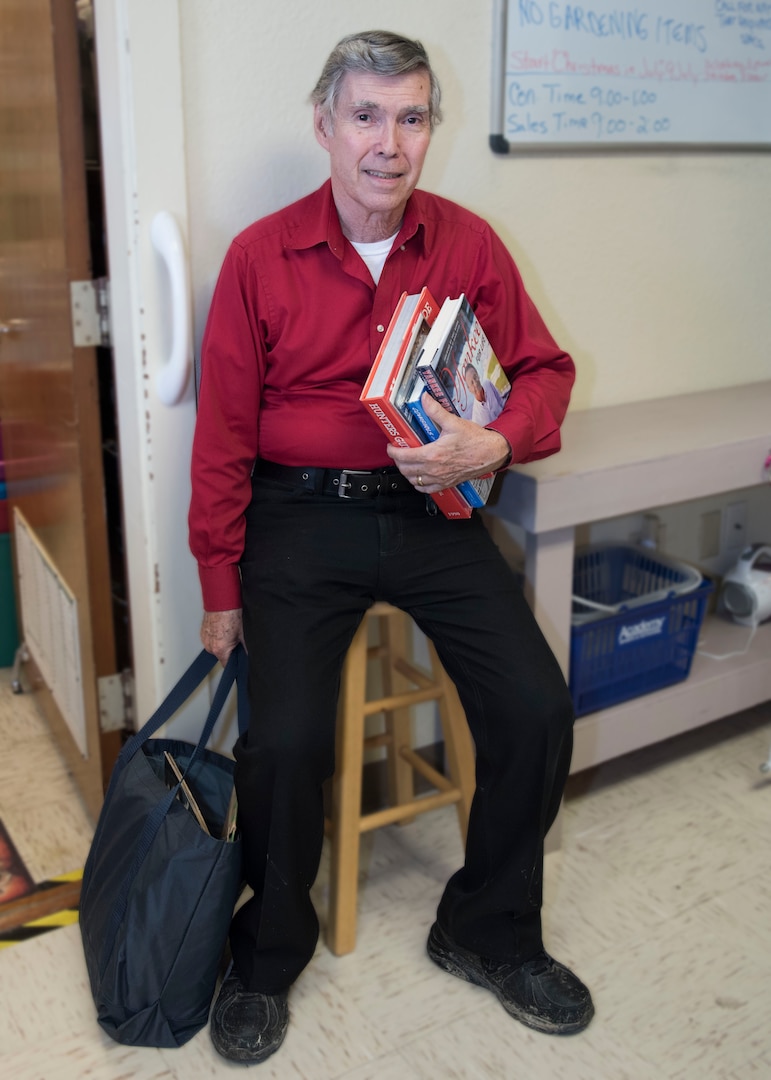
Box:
[569,545,713,717]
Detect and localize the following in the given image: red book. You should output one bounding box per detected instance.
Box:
[361,287,440,410]
[360,288,472,520]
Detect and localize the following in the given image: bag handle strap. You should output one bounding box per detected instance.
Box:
[113,649,219,771]
[107,645,250,786]
[99,647,248,977]
[178,644,249,781]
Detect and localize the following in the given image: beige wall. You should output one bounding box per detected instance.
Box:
[179,0,771,413]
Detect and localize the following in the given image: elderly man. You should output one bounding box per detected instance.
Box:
[463,360,508,426]
[189,29,593,1066]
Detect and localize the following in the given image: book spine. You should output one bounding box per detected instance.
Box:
[362,401,472,519]
[418,365,456,413]
[363,398,418,450]
[432,490,474,519]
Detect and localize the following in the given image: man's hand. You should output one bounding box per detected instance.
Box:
[201,609,244,665]
[386,392,511,492]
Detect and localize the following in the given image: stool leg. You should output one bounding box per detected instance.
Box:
[380,611,416,822]
[429,642,476,844]
[327,619,368,956]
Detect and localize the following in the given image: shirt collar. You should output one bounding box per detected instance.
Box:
[284,179,428,258]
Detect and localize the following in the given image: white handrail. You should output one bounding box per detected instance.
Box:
[151,210,193,406]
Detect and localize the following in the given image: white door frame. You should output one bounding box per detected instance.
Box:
[94,0,208,733]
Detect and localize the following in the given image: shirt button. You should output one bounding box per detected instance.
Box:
[376,324,385,333]
[400,245,406,251]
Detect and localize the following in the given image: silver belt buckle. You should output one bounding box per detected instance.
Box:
[337,469,377,498]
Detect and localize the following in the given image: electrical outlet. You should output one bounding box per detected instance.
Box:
[699,510,721,559]
[721,501,748,552]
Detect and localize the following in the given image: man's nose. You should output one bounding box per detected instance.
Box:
[377,121,400,156]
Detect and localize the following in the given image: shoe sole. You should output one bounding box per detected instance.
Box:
[426,924,594,1036]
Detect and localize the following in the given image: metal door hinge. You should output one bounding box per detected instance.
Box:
[70,277,111,347]
[98,669,135,733]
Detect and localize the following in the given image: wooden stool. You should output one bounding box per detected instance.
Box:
[325,602,476,956]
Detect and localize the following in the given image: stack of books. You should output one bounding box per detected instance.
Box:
[360,289,511,519]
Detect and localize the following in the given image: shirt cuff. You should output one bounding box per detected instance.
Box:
[487,413,533,468]
[198,563,242,613]
[496,441,513,471]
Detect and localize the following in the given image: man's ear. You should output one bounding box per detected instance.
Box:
[314,105,330,151]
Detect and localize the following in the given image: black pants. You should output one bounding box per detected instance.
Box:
[230,473,575,994]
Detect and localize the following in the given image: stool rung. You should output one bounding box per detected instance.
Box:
[359,788,462,832]
[391,656,435,690]
[363,732,392,750]
[398,746,455,793]
[363,685,441,716]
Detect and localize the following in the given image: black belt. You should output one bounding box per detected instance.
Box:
[254,460,416,499]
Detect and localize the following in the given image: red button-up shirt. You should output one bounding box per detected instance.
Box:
[189,180,575,611]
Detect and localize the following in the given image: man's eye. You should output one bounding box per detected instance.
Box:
[405,115,425,126]
[356,113,371,122]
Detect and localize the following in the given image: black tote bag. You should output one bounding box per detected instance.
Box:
[80,645,249,1048]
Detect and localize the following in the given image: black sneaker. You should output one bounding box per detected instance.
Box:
[427,922,594,1035]
[210,963,290,1064]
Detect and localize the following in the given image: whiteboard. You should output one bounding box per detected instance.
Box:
[491,0,771,150]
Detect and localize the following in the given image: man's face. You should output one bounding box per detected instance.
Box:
[464,366,484,401]
[314,69,432,241]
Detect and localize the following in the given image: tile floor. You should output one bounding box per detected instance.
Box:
[0,664,770,1079]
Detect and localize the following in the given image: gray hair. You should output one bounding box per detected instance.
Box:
[311,30,443,132]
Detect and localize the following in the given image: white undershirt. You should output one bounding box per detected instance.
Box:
[350,232,399,284]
